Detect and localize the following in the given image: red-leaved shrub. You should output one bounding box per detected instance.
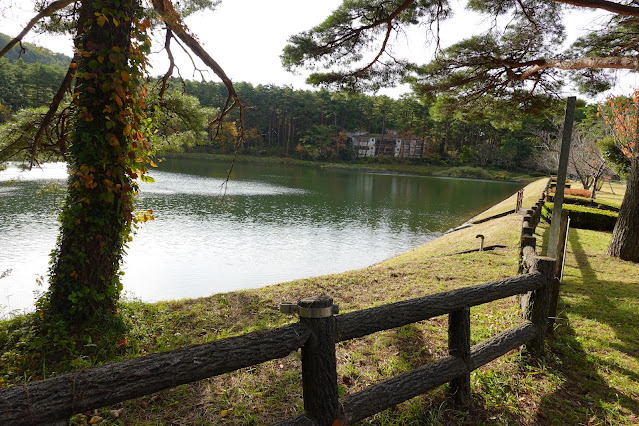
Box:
[550,187,592,197]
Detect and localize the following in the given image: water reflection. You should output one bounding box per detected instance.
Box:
[0,159,523,315]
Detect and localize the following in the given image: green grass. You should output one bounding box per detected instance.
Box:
[1,178,638,425]
[542,223,639,424]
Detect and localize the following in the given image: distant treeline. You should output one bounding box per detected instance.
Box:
[0,33,560,169]
[0,34,70,117]
[176,78,554,169]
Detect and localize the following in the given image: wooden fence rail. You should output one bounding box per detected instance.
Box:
[0,193,560,426]
[0,270,554,426]
[0,324,311,425]
[335,273,545,342]
[519,178,570,333]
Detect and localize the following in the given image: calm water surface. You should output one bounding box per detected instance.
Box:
[0,158,523,315]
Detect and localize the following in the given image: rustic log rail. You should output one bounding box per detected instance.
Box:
[0,324,311,425]
[519,178,570,332]
[519,179,551,261]
[0,268,554,426]
[1,194,558,426]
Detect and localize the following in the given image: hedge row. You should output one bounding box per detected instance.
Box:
[546,195,620,212]
[542,202,619,232]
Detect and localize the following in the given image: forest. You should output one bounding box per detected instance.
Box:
[1,31,625,179]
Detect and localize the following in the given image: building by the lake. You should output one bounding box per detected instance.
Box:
[349,132,426,159]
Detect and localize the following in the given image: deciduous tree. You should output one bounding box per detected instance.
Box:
[0,0,244,350]
[598,92,639,258]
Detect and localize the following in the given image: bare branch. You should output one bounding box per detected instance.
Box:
[159,29,176,98]
[151,0,237,99]
[151,0,248,127]
[170,35,207,81]
[434,0,444,54]
[610,37,639,56]
[29,54,77,167]
[549,0,639,17]
[516,0,538,27]
[0,0,76,59]
[348,21,394,80]
[519,56,639,80]
[314,0,416,55]
[25,1,87,167]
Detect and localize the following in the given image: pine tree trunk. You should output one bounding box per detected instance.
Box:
[607,152,639,261]
[44,0,141,325]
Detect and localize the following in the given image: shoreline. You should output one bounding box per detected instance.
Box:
[163,151,541,183]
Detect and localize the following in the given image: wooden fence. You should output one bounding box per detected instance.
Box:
[519,179,570,332]
[516,188,524,213]
[0,199,561,426]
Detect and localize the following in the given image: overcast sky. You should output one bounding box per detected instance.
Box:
[2,0,636,99]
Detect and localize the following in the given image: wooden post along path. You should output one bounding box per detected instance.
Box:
[448,308,471,406]
[522,256,556,356]
[281,295,340,426]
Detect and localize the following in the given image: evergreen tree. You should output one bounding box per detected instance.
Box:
[283,0,639,262]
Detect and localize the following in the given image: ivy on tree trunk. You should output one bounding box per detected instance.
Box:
[42,0,150,330]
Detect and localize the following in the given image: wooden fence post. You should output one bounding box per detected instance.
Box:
[448,308,471,406]
[523,214,532,227]
[525,208,534,221]
[548,210,570,333]
[522,257,555,357]
[298,295,339,426]
[535,201,544,227]
[549,97,577,258]
[516,189,524,213]
[520,236,536,251]
[518,236,536,274]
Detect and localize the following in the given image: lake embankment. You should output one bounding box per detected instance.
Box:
[2,177,637,425]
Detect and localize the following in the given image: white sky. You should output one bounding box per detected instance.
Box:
[1,0,637,100]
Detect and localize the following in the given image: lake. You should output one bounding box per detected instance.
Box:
[0,158,523,316]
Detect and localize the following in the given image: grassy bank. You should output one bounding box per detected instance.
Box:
[166,152,541,182]
[1,179,638,424]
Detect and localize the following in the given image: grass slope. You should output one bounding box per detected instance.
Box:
[1,179,637,425]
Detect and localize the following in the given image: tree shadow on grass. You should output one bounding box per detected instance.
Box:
[534,227,639,424]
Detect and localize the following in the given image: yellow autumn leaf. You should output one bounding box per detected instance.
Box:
[218,409,230,418]
[123,124,131,135]
[88,415,103,424]
[96,15,107,27]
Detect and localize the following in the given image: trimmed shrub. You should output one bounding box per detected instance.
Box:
[564,196,619,212]
[549,177,572,189]
[542,202,618,232]
[550,187,591,197]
